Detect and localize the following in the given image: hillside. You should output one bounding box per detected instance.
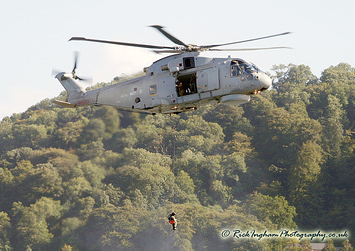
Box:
[0,63,354,250]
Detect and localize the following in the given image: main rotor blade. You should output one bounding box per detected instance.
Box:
[202,32,292,49]
[69,37,176,50]
[209,46,292,51]
[150,25,188,47]
[152,50,185,54]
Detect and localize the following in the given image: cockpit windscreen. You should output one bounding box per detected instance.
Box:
[231,60,259,77]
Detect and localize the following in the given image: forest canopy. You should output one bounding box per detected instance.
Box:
[0,63,354,250]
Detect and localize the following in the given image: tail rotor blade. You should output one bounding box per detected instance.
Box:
[72,51,79,74]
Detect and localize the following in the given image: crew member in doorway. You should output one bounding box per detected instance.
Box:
[176,81,184,97]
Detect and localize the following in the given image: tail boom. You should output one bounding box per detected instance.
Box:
[54,72,90,107]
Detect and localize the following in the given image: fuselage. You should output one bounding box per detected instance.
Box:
[56,52,272,114]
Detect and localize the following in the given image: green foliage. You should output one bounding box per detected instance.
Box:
[106,127,137,152]
[82,202,142,250]
[320,63,355,85]
[203,104,252,140]
[340,239,353,251]
[322,239,337,251]
[244,192,297,229]
[11,198,62,250]
[79,118,106,144]
[94,106,120,136]
[54,118,87,148]
[271,64,318,92]
[0,63,354,249]
[0,212,12,251]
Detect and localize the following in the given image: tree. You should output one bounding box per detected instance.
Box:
[62,177,92,202]
[211,180,232,205]
[76,140,105,161]
[340,239,353,251]
[175,150,222,205]
[288,141,323,196]
[77,160,106,188]
[25,109,58,129]
[71,197,95,219]
[29,148,79,181]
[11,198,62,250]
[79,118,106,144]
[60,217,83,236]
[120,148,172,169]
[56,108,82,126]
[13,204,53,250]
[103,183,124,207]
[320,63,355,85]
[106,127,137,153]
[310,63,354,121]
[243,94,277,125]
[271,64,318,92]
[111,163,175,208]
[180,115,225,154]
[29,163,63,200]
[0,167,15,211]
[0,118,14,153]
[134,122,164,153]
[54,119,87,148]
[321,95,345,158]
[322,239,336,251]
[175,170,199,204]
[203,104,252,140]
[0,212,12,251]
[81,202,142,250]
[299,239,312,251]
[244,192,297,229]
[61,244,73,251]
[271,64,316,112]
[224,132,254,156]
[220,151,249,198]
[252,107,322,172]
[12,124,48,149]
[287,141,324,226]
[94,106,120,136]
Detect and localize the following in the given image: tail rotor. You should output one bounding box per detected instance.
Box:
[71,51,89,81]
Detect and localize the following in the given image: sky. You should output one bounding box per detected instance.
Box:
[0,0,354,120]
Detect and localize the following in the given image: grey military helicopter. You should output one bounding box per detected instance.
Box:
[54,25,290,114]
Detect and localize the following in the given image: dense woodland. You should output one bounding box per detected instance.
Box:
[0,63,354,250]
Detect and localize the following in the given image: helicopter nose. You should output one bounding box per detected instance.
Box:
[258,73,272,91]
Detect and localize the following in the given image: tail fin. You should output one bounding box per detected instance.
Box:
[55,72,86,104]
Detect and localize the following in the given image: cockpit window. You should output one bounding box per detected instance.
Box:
[231,60,258,77]
[183,57,195,69]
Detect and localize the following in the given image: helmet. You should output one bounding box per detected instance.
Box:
[171,212,176,216]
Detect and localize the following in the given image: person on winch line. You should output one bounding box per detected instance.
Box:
[168,212,177,230]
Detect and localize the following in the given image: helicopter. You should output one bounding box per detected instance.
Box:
[54,25,290,114]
